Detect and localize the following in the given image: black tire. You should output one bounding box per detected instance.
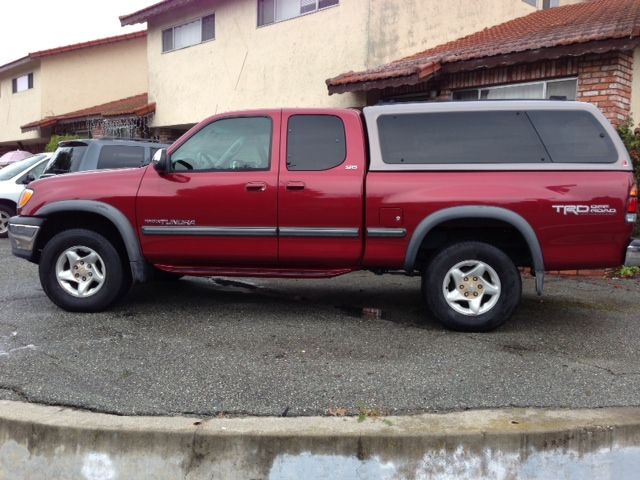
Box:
[39,229,128,312]
[0,205,15,238]
[422,241,521,332]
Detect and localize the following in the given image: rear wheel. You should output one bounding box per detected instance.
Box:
[0,205,14,238]
[422,241,521,332]
[39,229,129,312]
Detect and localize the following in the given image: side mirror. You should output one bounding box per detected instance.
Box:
[153,149,169,173]
[20,174,35,185]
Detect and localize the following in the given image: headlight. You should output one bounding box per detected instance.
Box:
[18,189,34,209]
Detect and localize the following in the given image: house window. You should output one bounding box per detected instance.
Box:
[258,0,338,26]
[453,78,577,101]
[162,14,215,53]
[12,73,33,94]
[522,0,559,8]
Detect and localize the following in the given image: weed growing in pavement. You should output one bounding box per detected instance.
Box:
[617,266,640,278]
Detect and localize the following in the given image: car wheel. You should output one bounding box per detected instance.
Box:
[39,229,126,312]
[422,241,521,332]
[0,205,14,238]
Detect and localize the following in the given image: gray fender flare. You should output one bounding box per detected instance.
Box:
[404,206,545,295]
[37,200,148,283]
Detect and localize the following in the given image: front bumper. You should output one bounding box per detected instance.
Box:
[625,238,640,267]
[8,216,44,262]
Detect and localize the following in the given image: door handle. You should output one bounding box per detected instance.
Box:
[245,181,267,192]
[286,181,305,191]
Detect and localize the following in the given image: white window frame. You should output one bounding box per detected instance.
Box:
[257,0,339,27]
[522,0,560,8]
[453,77,578,101]
[12,73,33,94]
[162,13,215,53]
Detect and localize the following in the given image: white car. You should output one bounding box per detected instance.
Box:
[0,153,51,238]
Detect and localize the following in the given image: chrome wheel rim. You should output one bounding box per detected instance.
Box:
[55,246,106,298]
[0,210,9,235]
[442,260,501,316]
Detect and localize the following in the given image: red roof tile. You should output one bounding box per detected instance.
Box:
[327,0,640,93]
[22,94,155,132]
[120,0,197,26]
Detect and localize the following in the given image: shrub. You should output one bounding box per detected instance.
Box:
[45,134,81,153]
[617,119,640,236]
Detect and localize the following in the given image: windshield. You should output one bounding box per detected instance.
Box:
[0,154,45,181]
[43,146,87,175]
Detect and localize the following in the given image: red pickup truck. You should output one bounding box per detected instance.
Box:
[8,101,639,331]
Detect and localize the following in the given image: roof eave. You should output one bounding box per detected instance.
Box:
[327,37,640,95]
[0,55,38,76]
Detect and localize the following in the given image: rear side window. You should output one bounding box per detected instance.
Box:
[44,146,87,174]
[97,146,145,169]
[287,115,346,171]
[527,110,617,163]
[377,111,548,164]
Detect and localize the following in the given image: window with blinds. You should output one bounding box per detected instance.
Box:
[162,14,215,53]
[258,0,338,27]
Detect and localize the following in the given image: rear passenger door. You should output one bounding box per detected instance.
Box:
[277,110,366,267]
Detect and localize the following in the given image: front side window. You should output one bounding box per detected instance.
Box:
[162,14,215,53]
[258,0,338,26]
[12,73,33,94]
[171,117,272,172]
[43,145,88,175]
[0,155,42,181]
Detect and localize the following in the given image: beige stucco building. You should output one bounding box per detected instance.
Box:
[0,32,148,153]
[121,0,549,135]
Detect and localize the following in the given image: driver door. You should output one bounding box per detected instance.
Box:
[137,113,280,267]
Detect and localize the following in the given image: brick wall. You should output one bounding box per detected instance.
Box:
[576,51,633,125]
[375,51,634,126]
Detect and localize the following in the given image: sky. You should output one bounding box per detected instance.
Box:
[0,0,159,66]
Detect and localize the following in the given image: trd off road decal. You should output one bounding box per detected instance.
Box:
[552,205,617,216]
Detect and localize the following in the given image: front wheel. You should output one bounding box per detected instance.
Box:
[39,229,128,312]
[422,241,521,332]
[0,205,15,238]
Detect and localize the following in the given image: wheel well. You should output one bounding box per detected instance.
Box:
[34,212,130,271]
[0,199,17,214]
[415,218,532,272]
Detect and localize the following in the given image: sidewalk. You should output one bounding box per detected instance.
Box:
[2,401,640,479]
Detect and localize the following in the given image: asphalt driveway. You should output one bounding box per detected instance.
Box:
[0,238,639,416]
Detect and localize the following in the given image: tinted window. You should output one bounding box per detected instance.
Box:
[528,110,617,163]
[97,146,145,169]
[378,111,548,164]
[44,146,87,174]
[287,115,346,171]
[171,117,272,171]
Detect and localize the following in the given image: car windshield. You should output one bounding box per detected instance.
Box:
[0,154,45,181]
[43,145,87,175]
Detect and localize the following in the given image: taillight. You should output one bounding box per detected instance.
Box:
[627,181,638,223]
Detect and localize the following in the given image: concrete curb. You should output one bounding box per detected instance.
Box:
[2,401,640,479]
